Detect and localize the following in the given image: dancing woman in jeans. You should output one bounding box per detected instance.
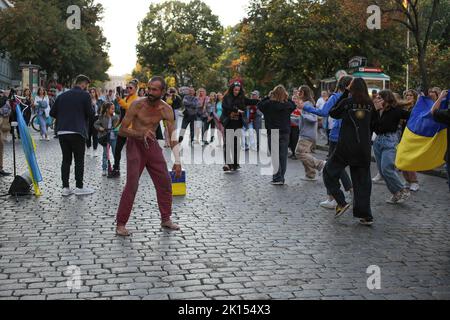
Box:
[373,90,411,205]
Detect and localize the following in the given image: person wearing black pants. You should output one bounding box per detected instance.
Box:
[50,75,94,197]
[323,78,378,226]
[289,125,299,158]
[258,85,296,185]
[179,87,199,145]
[59,134,86,189]
[221,81,259,172]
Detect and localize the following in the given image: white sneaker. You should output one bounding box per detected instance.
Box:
[409,183,420,192]
[102,170,107,177]
[62,188,73,197]
[92,149,98,157]
[320,199,337,209]
[74,187,95,196]
[372,173,385,184]
[45,137,50,141]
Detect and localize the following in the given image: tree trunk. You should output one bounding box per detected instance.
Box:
[417,47,429,93]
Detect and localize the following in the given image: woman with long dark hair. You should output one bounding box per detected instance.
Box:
[221,81,259,172]
[373,90,411,204]
[324,78,378,226]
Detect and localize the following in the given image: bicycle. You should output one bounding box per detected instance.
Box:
[31,114,55,133]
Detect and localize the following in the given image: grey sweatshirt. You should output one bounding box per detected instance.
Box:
[299,102,318,142]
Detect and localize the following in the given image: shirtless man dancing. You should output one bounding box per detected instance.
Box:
[116,76,182,237]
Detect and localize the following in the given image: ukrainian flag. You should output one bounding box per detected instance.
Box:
[170,170,186,196]
[16,104,43,196]
[396,94,449,172]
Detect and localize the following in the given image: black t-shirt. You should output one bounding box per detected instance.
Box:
[374,107,410,135]
[329,92,378,166]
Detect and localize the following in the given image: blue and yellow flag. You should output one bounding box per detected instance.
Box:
[16,104,43,196]
[396,94,449,172]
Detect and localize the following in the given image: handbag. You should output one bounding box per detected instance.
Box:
[98,132,109,147]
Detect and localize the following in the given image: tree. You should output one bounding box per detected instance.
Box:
[136,0,223,87]
[378,0,445,92]
[239,0,407,93]
[0,0,110,85]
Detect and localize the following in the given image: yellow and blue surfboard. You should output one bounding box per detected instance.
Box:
[396,93,449,172]
[170,170,186,196]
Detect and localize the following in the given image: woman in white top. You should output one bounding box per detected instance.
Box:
[34,87,50,140]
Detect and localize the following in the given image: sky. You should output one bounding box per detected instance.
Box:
[95,0,250,76]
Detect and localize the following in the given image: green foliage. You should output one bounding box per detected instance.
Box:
[0,0,110,85]
[136,0,223,88]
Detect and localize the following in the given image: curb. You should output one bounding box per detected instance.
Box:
[316,144,447,179]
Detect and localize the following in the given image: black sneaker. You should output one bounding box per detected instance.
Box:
[234,165,241,171]
[0,170,11,177]
[107,169,120,179]
[335,203,351,219]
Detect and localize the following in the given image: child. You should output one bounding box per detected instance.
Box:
[94,102,120,176]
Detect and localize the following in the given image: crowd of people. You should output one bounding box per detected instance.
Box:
[0,74,448,232]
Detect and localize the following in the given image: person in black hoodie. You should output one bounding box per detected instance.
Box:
[431,89,450,192]
[258,85,296,185]
[221,81,259,172]
[324,78,379,226]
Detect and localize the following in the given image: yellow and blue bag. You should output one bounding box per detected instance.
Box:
[170,170,186,196]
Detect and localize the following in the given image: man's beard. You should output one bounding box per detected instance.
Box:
[147,94,161,102]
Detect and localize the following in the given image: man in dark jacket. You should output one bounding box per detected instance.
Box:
[50,75,94,197]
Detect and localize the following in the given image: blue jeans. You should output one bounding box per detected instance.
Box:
[38,112,47,137]
[373,133,405,195]
[102,138,117,171]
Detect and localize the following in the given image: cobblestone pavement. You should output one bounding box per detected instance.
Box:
[0,131,449,300]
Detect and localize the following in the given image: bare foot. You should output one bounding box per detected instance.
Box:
[116,225,131,237]
[161,220,180,231]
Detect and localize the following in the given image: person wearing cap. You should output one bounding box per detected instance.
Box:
[50,75,95,196]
